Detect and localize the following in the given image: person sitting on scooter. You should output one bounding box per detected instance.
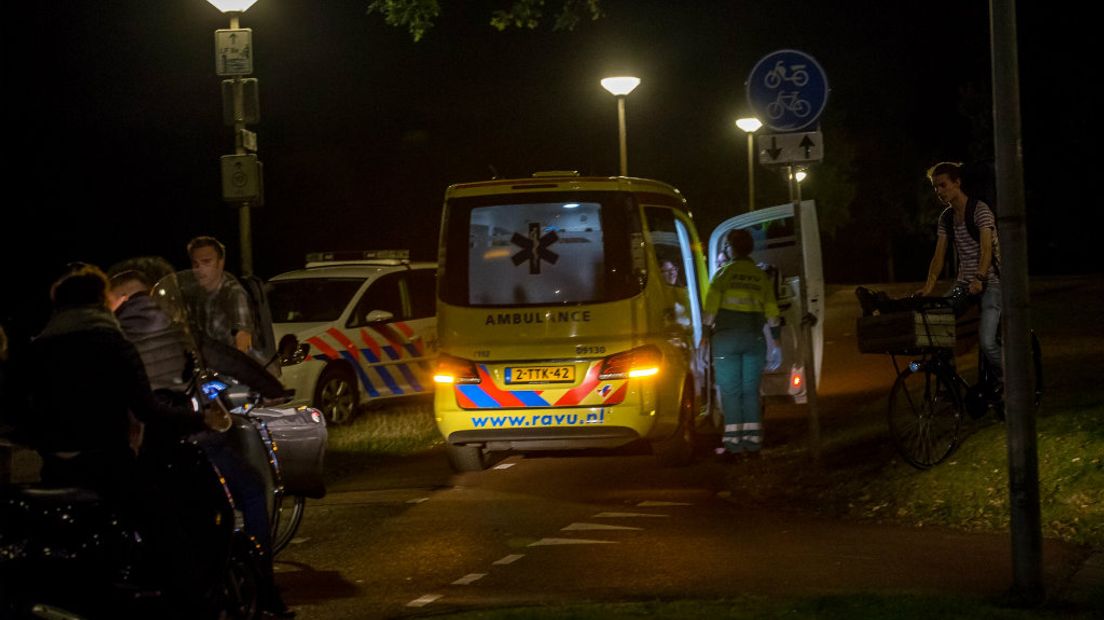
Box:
[21,263,229,503]
[109,268,296,618]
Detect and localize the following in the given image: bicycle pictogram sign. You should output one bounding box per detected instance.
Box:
[747,50,829,132]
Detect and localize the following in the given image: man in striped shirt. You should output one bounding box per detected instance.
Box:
[918,162,1003,392]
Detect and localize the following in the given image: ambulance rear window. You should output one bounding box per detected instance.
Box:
[441,192,640,307]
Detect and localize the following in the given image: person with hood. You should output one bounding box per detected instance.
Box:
[23,263,229,498]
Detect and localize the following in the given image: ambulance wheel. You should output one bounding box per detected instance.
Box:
[314,364,358,425]
[446,443,488,472]
[653,384,696,467]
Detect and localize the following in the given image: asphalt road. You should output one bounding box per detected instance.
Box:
[275,277,1100,618]
[277,451,1086,618]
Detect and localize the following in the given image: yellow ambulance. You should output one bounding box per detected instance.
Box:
[432,173,716,471]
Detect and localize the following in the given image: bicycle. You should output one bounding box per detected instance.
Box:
[857,291,1042,469]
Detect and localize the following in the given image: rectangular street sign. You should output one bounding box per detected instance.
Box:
[222,78,260,125]
[239,129,257,152]
[757,130,824,165]
[215,28,253,76]
[221,154,260,202]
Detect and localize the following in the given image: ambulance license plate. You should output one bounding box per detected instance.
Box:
[506,365,575,384]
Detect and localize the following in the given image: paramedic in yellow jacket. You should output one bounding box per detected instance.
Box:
[703,229,781,460]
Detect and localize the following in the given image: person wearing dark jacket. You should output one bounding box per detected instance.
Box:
[109,269,190,392]
[109,267,295,618]
[24,264,228,501]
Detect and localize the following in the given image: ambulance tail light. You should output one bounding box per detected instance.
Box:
[598,345,662,380]
[434,354,481,384]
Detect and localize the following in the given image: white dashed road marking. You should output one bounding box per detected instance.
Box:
[406,594,442,607]
[452,573,487,585]
[528,537,617,546]
[493,463,516,470]
[561,522,642,531]
[593,512,669,518]
[493,554,525,565]
[637,501,692,507]
[406,497,430,504]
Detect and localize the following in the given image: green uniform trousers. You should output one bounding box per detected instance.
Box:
[711,310,766,453]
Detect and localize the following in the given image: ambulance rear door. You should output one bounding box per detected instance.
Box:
[707,201,823,399]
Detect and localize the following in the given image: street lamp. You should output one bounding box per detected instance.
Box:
[735,117,762,211]
[786,167,807,203]
[601,76,641,176]
[208,0,260,276]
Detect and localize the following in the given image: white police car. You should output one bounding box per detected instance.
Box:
[269,251,438,424]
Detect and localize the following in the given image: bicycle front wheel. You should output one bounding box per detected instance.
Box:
[272,494,306,555]
[888,365,963,469]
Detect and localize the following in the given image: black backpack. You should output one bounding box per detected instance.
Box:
[939,197,981,244]
[939,197,1000,275]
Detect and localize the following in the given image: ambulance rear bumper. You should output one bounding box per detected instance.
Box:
[448,426,640,451]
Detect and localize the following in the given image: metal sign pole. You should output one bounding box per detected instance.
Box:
[789,165,821,462]
[990,0,1042,602]
[227,12,254,277]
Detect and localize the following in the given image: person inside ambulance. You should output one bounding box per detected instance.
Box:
[659,259,691,328]
[703,229,781,462]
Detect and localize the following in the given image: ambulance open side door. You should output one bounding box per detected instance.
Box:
[707,201,823,402]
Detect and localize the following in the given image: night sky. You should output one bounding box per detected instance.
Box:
[3,1,1097,344]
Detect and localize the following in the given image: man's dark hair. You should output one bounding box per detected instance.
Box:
[725,229,754,259]
[109,269,152,295]
[187,236,226,260]
[51,264,110,309]
[926,161,963,183]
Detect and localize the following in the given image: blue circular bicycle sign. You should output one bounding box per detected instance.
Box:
[747,49,829,132]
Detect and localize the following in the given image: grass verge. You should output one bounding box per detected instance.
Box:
[324,397,443,477]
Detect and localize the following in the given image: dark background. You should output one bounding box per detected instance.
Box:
[2,1,1097,345]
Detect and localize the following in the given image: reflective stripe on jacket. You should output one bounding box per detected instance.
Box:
[704,258,779,318]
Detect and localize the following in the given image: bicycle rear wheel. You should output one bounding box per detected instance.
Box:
[888,364,963,469]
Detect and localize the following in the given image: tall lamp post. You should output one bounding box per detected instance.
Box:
[735,117,762,211]
[600,76,641,176]
[208,0,261,276]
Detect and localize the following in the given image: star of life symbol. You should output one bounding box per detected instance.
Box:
[511,223,559,274]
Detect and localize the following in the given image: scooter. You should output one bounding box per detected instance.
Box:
[0,367,265,619]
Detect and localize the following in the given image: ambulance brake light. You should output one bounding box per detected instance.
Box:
[598,345,662,380]
[434,353,481,384]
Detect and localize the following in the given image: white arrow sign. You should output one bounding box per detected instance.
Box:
[757,130,824,165]
[215,28,253,76]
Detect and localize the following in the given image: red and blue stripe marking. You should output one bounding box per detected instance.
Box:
[305,321,427,397]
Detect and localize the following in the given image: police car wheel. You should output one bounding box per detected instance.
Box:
[314,364,359,425]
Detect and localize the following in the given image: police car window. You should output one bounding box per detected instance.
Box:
[347,272,405,327]
[408,269,436,319]
[269,278,365,323]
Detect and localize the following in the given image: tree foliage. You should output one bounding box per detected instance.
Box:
[367,0,603,42]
